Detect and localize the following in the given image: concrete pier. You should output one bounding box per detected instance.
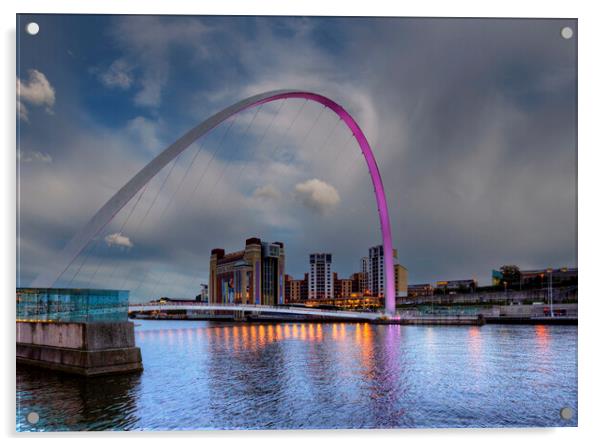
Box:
[16,321,143,376]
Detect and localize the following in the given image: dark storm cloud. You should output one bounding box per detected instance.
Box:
[351,18,577,282]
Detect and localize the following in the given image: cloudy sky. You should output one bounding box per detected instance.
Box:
[17,15,577,301]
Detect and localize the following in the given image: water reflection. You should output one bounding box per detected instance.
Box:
[17,365,141,431]
[17,321,578,431]
[468,326,482,358]
[535,325,550,350]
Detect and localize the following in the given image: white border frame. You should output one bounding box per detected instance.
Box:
[2,1,601,444]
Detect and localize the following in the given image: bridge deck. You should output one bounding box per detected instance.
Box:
[129,303,384,321]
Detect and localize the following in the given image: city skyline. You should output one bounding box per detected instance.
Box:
[17,16,577,302]
[208,236,576,296]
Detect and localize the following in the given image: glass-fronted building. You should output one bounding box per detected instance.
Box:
[16,288,129,322]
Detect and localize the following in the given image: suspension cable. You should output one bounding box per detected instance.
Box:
[156,104,271,300]
[179,102,331,299]
[268,99,307,160]
[126,114,241,298]
[311,115,342,159]
[66,184,148,287]
[85,154,180,289]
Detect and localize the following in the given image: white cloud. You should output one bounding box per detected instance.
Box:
[253,184,281,201]
[17,101,29,121]
[17,69,56,120]
[18,150,53,163]
[294,178,340,214]
[126,116,162,154]
[105,232,134,248]
[98,58,134,89]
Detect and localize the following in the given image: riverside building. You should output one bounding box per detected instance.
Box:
[209,237,285,305]
[333,273,353,299]
[309,253,333,300]
[365,245,408,298]
[285,273,308,303]
[350,272,368,294]
[492,266,577,289]
[395,264,408,298]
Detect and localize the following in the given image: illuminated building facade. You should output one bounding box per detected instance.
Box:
[366,245,406,297]
[394,264,408,297]
[285,273,308,303]
[408,283,434,297]
[209,237,285,305]
[350,272,368,294]
[309,253,333,300]
[333,273,353,298]
[306,295,382,310]
[435,279,478,293]
[361,256,369,276]
[492,266,577,289]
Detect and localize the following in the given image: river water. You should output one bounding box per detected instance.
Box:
[16,320,577,431]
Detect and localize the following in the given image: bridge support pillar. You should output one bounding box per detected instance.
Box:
[233,310,246,321]
[17,321,143,376]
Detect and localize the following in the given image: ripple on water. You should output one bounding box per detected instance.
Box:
[17,321,577,431]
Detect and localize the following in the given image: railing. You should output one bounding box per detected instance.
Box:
[129,302,384,320]
[17,288,129,323]
[130,302,355,311]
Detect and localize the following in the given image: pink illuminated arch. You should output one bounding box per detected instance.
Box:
[32,90,397,315]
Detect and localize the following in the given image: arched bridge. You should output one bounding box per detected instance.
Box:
[129,302,384,321]
[33,90,397,314]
